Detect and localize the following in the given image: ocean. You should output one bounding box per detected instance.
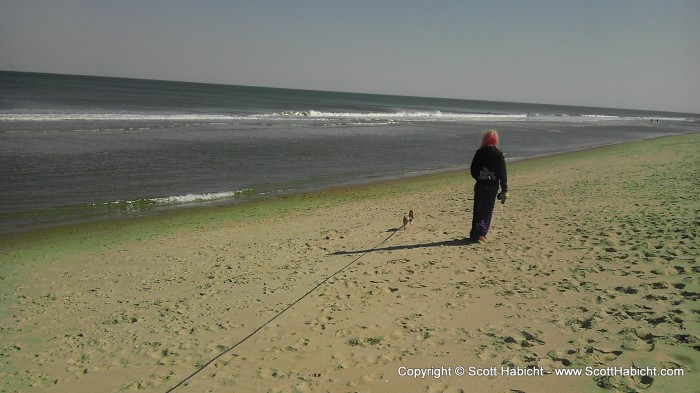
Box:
[1,71,698,234]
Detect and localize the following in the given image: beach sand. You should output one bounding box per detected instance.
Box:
[1,133,698,393]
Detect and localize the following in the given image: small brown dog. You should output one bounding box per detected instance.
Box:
[402,210,414,230]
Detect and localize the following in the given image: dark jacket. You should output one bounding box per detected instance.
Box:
[470,145,508,192]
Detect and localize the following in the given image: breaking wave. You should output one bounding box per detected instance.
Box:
[0,111,690,124]
[92,189,255,210]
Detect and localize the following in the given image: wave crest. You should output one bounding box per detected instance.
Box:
[92,189,254,210]
[1,111,690,124]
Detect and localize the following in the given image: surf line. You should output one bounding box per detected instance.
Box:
[165,227,402,392]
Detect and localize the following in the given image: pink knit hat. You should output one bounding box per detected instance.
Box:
[481,130,499,147]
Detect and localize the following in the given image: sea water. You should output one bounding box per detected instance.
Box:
[1,71,698,233]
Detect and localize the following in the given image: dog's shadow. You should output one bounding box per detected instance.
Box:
[331,228,476,256]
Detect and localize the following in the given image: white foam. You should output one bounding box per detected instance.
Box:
[0,111,690,124]
[259,110,528,121]
[92,189,253,209]
[581,114,621,119]
[0,111,527,122]
[149,189,251,204]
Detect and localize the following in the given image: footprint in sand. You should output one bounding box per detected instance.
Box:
[547,350,574,367]
[619,328,656,352]
[594,372,654,392]
[591,347,624,362]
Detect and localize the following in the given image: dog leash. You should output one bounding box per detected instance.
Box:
[165,227,401,392]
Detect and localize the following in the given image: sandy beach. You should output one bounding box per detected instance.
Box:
[1,133,698,393]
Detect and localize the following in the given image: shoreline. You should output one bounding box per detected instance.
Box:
[1,132,698,392]
[2,132,696,240]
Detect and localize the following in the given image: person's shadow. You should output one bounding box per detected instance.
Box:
[331,227,476,256]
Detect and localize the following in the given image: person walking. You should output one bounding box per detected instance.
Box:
[470,130,508,242]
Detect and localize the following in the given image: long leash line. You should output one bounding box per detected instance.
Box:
[165,228,401,392]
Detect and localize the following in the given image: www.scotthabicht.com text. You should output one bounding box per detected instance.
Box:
[397,366,685,379]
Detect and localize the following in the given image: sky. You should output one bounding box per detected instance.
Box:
[1,0,699,113]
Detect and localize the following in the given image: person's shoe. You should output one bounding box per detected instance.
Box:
[478,236,487,243]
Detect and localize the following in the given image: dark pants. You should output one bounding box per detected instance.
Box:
[470,182,499,240]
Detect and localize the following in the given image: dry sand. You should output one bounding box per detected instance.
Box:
[1,133,698,393]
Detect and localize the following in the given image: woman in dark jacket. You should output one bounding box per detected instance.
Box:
[470,130,508,242]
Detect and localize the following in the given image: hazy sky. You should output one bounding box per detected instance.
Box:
[1,0,699,113]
